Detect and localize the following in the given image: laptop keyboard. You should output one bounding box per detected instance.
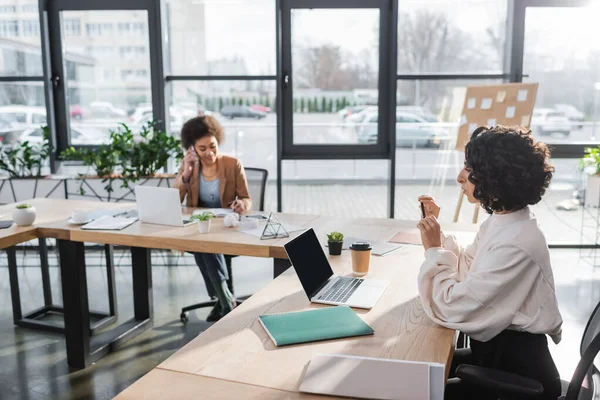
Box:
[319,277,363,303]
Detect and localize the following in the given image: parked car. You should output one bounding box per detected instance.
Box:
[88,101,127,119]
[356,112,442,148]
[219,105,266,119]
[531,108,572,136]
[70,105,90,120]
[0,105,47,129]
[19,127,109,146]
[554,104,584,129]
[337,105,369,120]
[130,105,200,126]
[250,104,272,113]
[395,106,439,122]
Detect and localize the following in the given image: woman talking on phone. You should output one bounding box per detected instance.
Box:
[417,126,562,399]
[175,115,251,322]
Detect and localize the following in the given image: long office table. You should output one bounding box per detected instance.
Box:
[0,198,474,396]
[115,215,467,399]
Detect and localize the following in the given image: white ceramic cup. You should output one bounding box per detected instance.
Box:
[71,209,90,223]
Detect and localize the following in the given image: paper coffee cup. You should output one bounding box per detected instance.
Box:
[350,242,372,277]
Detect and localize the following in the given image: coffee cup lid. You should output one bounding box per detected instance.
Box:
[350,242,371,251]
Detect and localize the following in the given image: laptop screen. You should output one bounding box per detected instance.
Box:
[284,228,334,298]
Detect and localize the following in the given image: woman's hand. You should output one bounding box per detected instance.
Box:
[417,216,442,251]
[418,195,441,218]
[231,198,246,214]
[182,148,198,181]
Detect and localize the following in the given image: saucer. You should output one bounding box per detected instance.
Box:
[68,217,93,225]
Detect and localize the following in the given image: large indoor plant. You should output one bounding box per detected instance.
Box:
[60,122,183,200]
[581,146,600,207]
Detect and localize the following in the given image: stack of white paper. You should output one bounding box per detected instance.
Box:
[81,215,138,231]
[299,353,444,400]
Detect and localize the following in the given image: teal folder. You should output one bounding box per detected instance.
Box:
[258,306,374,347]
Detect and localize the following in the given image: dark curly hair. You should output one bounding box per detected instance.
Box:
[180,115,225,149]
[465,125,554,214]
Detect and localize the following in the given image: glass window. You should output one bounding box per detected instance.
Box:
[21,4,38,13]
[282,160,388,218]
[61,10,152,145]
[0,20,19,37]
[0,6,16,13]
[118,22,145,36]
[397,0,507,74]
[164,0,275,75]
[168,80,276,178]
[64,19,81,36]
[290,8,379,145]
[21,20,39,37]
[524,6,600,146]
[86,23,113,37]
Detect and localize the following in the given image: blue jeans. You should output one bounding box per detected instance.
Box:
[193,252,229,299]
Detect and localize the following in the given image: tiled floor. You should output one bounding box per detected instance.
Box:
[0,244,596,399]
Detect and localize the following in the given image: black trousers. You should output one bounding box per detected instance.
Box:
[446,330,561,400]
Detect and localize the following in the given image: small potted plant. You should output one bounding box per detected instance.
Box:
[327,231,344,255]
[191,212,215,234]
[581,146,600,207]
[12,203,36,226]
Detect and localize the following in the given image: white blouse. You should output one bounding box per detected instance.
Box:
[418,207,563,344]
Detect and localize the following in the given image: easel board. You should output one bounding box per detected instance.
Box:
[455,82,538,151]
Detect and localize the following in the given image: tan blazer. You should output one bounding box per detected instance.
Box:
[174,155,252,210]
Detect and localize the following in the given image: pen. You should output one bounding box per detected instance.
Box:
[232,196,238,210]
[420,202,426,219]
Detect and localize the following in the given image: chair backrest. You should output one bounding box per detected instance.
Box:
[565,300,600,400]
[244,167,268,212]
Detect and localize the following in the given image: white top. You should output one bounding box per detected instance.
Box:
[418,207,563,344]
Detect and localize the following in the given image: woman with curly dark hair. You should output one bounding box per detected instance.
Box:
[175,115,251,321]
[417,126,562,399]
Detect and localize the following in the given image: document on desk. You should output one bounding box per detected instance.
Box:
[388,230,476,246]
[81,215,138,230]
[299,353,444,400]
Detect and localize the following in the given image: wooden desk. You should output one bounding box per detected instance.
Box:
[153,235,456,396]
[115,369,334,400]
[1,199,470,379]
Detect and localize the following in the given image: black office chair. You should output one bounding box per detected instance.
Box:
[180,167,268,323]
[450,300,600,400]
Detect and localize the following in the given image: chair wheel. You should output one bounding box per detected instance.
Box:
[180,312,188,323]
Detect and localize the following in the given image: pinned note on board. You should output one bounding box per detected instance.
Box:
[487,118,497,127]
[480,98,493,110]
[521,114,531,126]
[468,123,478,134]
[505,106,516,119]
[517,89,528,102]
[467,98,476,109]
[496,91,506,103]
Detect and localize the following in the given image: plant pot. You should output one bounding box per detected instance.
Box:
[328,241,343,255]
[12,207,36,226]
[197,219,212,234]
[586,175,600,207]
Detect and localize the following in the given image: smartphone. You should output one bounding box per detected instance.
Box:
[420,202,426,219]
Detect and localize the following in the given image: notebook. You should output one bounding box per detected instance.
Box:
[81,215,138,231]
[389,230,476,246]
[299,353,445,400]
[258,306,374,347]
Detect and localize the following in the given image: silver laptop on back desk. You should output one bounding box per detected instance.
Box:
[284,228,389,309]
[135,186,194,227]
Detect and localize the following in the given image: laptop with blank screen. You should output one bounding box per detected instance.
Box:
[284,228,389,309]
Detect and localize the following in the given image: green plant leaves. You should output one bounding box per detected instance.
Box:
[59,121,182,195]
[0,126,52,178]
